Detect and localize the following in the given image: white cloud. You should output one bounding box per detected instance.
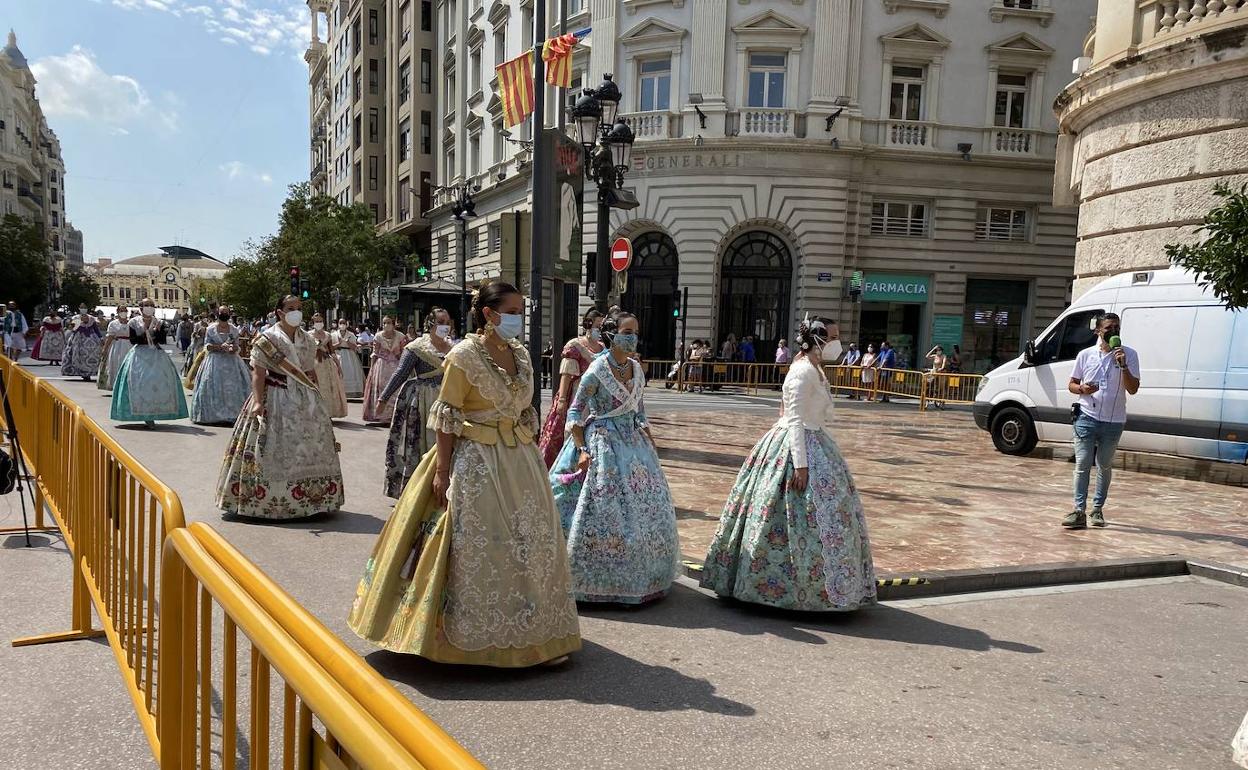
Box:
[31,46,179,133]
[106,0,307,58]
[219,160,273,185]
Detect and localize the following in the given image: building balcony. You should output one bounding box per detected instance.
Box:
[305,40,327,69]
[984,126,1042,156]
[876,119,937,150]
[731,108,795,138]
[17,186,43,208]
[621,111,681,141]
[311,161,327,182]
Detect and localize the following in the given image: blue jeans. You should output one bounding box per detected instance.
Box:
[1072,414,1125,512]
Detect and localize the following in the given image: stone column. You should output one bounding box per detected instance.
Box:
[589,0,617,84]
[809,0,851,110]
[689,0,727,105]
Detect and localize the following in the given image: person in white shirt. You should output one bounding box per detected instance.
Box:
[1064,312,1140,529]
[700,316,876,611]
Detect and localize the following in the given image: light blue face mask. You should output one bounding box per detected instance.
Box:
[589,328,602,341]
[492,312,524,340]
[612,332,639,353]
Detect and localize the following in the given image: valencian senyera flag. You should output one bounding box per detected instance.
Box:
[496,50,536,128]
[542,31,584,88]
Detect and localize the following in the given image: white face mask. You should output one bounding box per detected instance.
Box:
[284,310,303,327]
[141,306,155,317]
[822,339,843,361]
[313,321,325,331]
[435,324,451,338]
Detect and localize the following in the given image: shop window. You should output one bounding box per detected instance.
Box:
[963,278,1033,372]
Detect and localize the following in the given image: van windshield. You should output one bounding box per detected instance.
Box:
[1036,309,1103,364]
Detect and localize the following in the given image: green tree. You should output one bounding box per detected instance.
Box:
[222,238,283,320]
[188,276,226,315]
[1166,182,1248,309]
[0,213,51,316]
[57,269,101,310]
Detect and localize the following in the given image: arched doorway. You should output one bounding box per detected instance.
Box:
[620,231,679,359]
[717,230,792,363]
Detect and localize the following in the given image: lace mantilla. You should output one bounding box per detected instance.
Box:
[445,336,533,420]
[407,334,449,371]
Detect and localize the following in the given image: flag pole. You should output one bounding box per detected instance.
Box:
[528,0,549,414]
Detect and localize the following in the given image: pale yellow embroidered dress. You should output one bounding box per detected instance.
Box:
[348,335,581,666]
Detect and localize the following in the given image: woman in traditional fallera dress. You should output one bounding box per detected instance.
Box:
[538,309,604,468]
[99,306,133,391]
[361,316,406,424]
[378,307,454,498]
[191,308,252,425]
[309,312,348,419]
[701,317,877,612]
[216,296,344,520]
[61,310,103,380]
[550,312,680,605]
[333,319,365,400]
[32,311,66,365]
[111,299,189,427]
[348,282,580,667]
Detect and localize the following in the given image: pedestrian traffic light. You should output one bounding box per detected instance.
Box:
[299,278,310,300]
[672,306,680,318]
[289,265,300,296]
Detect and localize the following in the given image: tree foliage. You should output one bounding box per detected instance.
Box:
[0,213,51,316]
[222,183,413,319]
[58,269,101,311]
[1166,182,1248,310]
[187,276,226,315]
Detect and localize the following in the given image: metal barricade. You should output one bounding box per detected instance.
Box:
[677,360,771,394]
[160,525,484,770]
[0,357,49,531]
[919,371,984,410]
[641,359,678,386]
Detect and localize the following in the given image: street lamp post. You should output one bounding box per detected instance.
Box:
[431,183,477,334]
[570,74,637,314]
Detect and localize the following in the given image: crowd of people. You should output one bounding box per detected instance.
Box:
[5,285,878,670]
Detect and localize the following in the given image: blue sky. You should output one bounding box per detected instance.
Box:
[12,0,312,263]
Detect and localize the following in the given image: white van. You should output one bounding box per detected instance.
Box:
[973,268,1248,464]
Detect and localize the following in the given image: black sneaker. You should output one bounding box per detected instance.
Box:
[1089,509,1106,528]
[1062,510,1087,529]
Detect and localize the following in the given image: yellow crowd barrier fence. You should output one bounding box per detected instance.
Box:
[1,356,482,769]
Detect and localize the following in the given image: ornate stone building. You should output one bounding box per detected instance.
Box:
[1055,1,1248,298]
[0,30,81,281]
[89,247,228,315]
[426,0,1094,372]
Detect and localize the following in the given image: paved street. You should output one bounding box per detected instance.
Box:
[3,358,1248,768]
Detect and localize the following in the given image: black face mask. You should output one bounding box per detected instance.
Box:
[219,313,231,321]
[1101,326,1120,341]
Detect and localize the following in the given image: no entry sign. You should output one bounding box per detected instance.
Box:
[610,237,632,272]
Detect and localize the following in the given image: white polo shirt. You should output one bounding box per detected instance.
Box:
[1070,344,1141,424]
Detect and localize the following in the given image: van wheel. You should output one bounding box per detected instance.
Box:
[991,406,1038,456]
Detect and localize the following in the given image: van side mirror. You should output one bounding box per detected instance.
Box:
[1023,340,1038,365]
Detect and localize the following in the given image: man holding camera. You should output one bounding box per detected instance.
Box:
[1063,312,1140,529]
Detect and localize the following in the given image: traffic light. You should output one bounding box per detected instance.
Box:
[299,278,310,300]
[672,305,680,318]
[289,265,300,296]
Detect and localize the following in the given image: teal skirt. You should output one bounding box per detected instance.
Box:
[111,345,189,422]
[701,425,876,611]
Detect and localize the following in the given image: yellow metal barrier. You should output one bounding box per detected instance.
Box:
[0,357,46,531]
[676,360,779,394]
[5,355,482,769]
[920,371,983,409]
[185,523,485,770]
[160,526,483,770]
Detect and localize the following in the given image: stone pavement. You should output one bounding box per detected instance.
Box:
[655,396,1248,573]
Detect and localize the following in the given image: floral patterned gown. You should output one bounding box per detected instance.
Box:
[700,356,876,611]
[549,355,680,604]
[32,317,66,362]
[538,338,598,468]
[61,319,103,378]
[215,325,344,520]
[348,335,580,667]
[311,329,348,419]
[190,324,252,425]
[362,331,405,423]
[380,335,447,498]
